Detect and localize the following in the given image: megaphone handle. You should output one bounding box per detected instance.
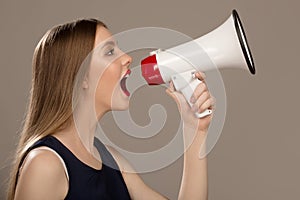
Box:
[181,78,212,118]
[171,71,213,118]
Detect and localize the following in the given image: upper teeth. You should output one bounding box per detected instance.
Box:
[124,74,129,78]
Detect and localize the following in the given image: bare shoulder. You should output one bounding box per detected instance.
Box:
[14,147,68,200]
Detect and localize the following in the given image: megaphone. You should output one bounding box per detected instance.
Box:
[141,9,255,118]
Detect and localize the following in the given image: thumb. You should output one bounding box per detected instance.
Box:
[165,87,186,108]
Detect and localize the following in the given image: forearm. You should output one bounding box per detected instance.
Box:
[178,126,208,200]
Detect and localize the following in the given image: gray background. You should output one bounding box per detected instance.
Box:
[1,0,299,199]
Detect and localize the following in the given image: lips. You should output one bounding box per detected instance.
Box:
[120,69,131,96]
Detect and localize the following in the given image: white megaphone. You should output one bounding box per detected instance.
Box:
[141,9,255,118]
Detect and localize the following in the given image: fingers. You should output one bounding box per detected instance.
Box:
[199,97,215,113]
[191,71,216,113]
[166,71,216,115]
[190,81,207,104]
[192,92,208,111]
[192,95,215,113]
[193,71,206,81]
[190,71,207,103]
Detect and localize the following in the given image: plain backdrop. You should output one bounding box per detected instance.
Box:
[1,0,299,199]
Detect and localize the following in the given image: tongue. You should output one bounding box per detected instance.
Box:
[120,77,130,96]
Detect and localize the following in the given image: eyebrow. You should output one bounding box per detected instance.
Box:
[100,40,116,50]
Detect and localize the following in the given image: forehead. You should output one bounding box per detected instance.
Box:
[94,26,114,48]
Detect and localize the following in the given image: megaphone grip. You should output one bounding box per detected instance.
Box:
[171,70,212,119]
[194,109,212,118]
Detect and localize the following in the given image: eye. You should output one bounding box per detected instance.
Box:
[105,48,115,56]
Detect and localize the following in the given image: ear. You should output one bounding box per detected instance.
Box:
[82,75,89,89]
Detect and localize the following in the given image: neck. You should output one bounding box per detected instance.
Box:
[68,99,108,153]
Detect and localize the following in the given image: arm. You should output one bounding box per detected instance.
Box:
[14,148,68,200]
[178,126,208,200]
[108,72,213,200]
[166,71,214,200]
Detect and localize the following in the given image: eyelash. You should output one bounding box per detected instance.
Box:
[105,48,115,56]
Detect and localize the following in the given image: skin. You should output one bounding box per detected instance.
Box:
[14,26,215,200]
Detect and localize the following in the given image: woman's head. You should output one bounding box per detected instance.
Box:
[82,26,132,115]
[7,18,114,199]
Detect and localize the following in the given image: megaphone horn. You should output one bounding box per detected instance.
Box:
[141,9,256,118]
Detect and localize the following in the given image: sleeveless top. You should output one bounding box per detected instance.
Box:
[19,135,131,200]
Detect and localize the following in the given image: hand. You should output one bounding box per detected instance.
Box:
[166,71,215,133]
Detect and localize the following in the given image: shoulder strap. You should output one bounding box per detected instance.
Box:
[33,146,69,180]
[17,136,70,188]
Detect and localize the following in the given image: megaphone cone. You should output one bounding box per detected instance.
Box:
[141,9,256,118]
[195,9,255,74]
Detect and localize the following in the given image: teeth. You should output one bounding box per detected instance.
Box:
[125,74,129,78]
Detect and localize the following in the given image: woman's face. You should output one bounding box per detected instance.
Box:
[84,26,132,116]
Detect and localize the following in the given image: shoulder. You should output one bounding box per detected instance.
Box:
[20,147,64,173]
[14,147,68,200]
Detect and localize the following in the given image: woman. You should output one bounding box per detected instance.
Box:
[7,18,215,200]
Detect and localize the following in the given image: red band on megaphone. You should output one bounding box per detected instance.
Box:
[141,54,165,85]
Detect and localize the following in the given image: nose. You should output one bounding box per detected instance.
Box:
[121,53,132,68]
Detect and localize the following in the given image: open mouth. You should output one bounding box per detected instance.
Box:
[120,69,131,97]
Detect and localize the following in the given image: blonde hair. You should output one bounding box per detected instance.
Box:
[7,19,107,200]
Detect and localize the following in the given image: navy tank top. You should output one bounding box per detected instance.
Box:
[19,135,131,200]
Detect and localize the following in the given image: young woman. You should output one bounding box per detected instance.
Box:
[7,18,215,200]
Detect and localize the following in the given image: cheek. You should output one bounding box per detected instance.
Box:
[95,64,121,101]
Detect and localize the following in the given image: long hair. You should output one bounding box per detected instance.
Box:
[7,18,107,200]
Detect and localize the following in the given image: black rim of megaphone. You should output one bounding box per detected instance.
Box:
[232,9,256,74]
